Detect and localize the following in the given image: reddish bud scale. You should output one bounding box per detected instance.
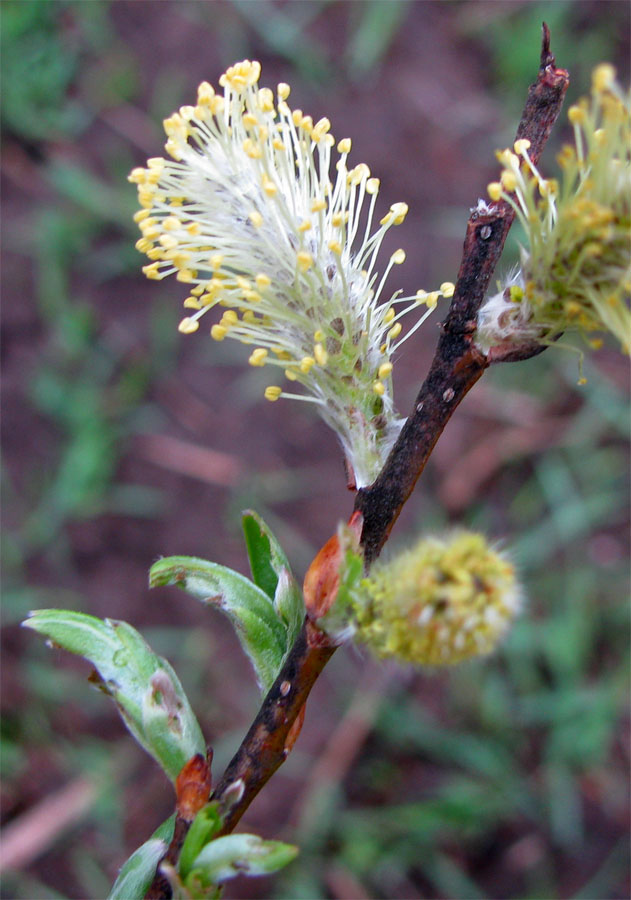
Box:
[175,751,213,821]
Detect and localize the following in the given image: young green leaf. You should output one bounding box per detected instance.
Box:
[273,567,304,650]
[185,833,298,887]
[108,815,175,900]
[242,510,304,642]
[149,557,287,693]
[23,610,205,781]
[179,802,223,880]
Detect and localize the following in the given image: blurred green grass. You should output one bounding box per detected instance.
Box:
[1,1,629,898]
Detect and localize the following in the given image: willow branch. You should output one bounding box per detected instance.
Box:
[355,23,569,563]
[146,25,569,897]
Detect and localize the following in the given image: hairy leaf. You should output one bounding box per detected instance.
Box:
[186,833,298,887]
[179,802,223,879]
[108,815,175,900]
[242,510,304,644]
[150,557,287,693]
[23,610,205,781]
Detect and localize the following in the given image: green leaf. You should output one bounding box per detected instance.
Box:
[23,610,205,781]
[149,557,287,693]
[186,834,298,887]
[179,803,223,880]
[242,510,304,643]
[273,567,304,650]
[108,815,175,900]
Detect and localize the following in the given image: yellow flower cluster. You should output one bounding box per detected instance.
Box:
[129,60,452,487]
[478,64,630,357]
[352,533,520,666]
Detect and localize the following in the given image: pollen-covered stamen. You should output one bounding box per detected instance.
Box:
[478,65,630,359]
[350,532,521,666]
[130,59,452,486]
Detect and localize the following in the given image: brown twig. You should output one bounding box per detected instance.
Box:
[146,25,569,897]
[355,23,569,563]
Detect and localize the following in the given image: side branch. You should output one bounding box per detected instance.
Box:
[355,24,569,563]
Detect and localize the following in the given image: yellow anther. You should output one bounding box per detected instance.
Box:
[313,117,331,135]
[300,115,313,133]
[272,138,285,152]
[262,174,278,196]
[258,87,275,112]
[133,209,151,223]
[249,348,269,367]
[210,96,225,116]
[146,247,164,261]
[373,380,385,396]
[197,81,215,103]
[128,167,147,184]
[496,149,518,168]
[187,222,201,236]
[298,220,312,232]
[221,310,239,326]
[328,240,342,255]
[500,169,517,191]
[416,290,428,303]
[255,273,271,289]
[242,138,263,159]
[332,212,349,227]
[440,282,455,298]
[159,233,178,249]
[243,290,262,303]
[176,269,195,283]
[311,198,327,213]
[366,177,380,195]
[383,308,395,324]
[391,249,406,265]
[300,356,315,373]
[337,138,352,154]
[349,163,370,185]
[142,262,163,280]
[135,238,151,253]
[487,182,503,201]
[592,63,615,93]
[277,82,290,100]
[538,178,558,197]
[313,329,324,342]
[285,368,298,381]
[378,362,393,379]
[249,211,263,228]
[243,112,258,128]
[183,297,201,310]
[209,254,223,270]
[178,317,200,334]
[390,202,408,224]
[297,251,313,272]
[292,109,303,126]
[314,343,328,366]
[387,322,402,341]
[264,386,282,401]
[236,277,251,291]
[219,60,261,91]
[568,105,586,125]
[514,139,531,155]
[426,291,439,309]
